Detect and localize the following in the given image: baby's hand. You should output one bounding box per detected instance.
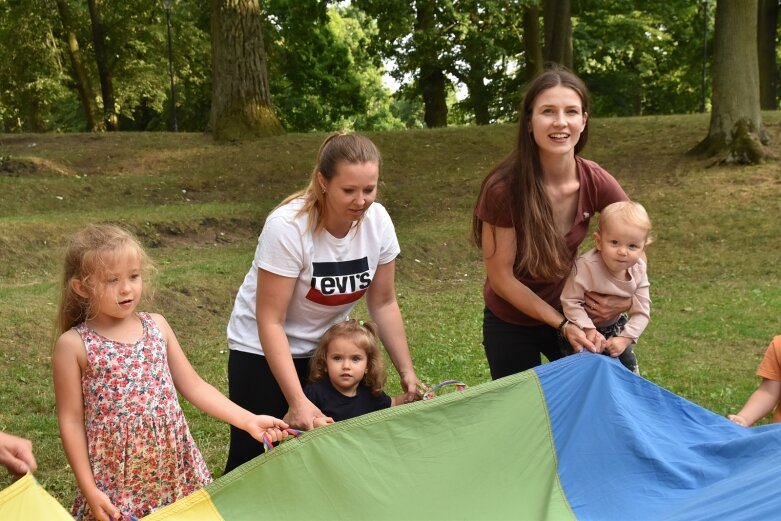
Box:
[727,414,749,427]
[85,487,121,521]
[605,336,632,357]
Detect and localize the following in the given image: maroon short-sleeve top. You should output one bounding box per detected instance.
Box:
[474,156,628,326]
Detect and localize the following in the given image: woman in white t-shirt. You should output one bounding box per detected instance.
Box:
[224,132,420,472]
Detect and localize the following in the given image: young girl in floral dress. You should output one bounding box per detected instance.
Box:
[52,224,288,521]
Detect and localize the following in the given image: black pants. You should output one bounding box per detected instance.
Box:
[223,349,311,474]
[482,307,565,380]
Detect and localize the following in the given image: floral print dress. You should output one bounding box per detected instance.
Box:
[72,312,211,520]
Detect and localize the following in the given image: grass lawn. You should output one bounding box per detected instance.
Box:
[0,112,780,505]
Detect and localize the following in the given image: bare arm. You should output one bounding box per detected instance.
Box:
[155,314,288,443]
[728,378,781,426]
[256,270,326,430]
[365,260,419,402]
[482,223,597,352]
[53,331,120,521]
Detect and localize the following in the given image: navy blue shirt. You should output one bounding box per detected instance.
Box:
[305,379,391,421]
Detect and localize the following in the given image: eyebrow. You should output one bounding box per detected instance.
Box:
[538,104,581,110]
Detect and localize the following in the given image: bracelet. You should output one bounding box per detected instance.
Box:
[557,317,570,337]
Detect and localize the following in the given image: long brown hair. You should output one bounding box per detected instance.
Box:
[279,132,382,234]
[472,66,590,281]
[55,224,153,335]
[309,319,387,395]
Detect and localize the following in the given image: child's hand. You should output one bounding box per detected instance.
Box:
[244,415,289,443]
[84,487,121,521]
[312,416,335,428]
[727,414,749,427]
[604,336,632,357]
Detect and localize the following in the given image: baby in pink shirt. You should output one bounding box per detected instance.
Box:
[561,201,652,374]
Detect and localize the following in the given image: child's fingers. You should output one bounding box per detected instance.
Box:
[257,414,289,430]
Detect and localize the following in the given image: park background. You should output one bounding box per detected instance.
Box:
[1,0,780,509]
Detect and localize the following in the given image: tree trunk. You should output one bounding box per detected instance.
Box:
[543,0,572,69]
[757,0,778,110]
[86,0,118,130]
[24,95,47,133]
[415,1,447,127]
[466,71,490,125]
[210,0,283,141]
[690,0,767,163]
[54,0,102,131]
[523,5,543,82]
[420,67,448,127]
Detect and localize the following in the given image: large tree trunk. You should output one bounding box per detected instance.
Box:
[87,0,118,130]
[523,5,543,82]
[415,1,447,127]
[543,0,572,69]
[690,0,767,164]
[210,0,283,141]
[54,0,102,131]
[757,0,778,110]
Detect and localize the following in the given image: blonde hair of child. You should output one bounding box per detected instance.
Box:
[55,224,153,335]
[278,132,382,234]
[597,201,653,246]
[309,319,387,395]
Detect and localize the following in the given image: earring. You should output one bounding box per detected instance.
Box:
[321,187,326,194]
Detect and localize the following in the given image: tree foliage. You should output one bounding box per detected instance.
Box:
[263,0,367,132]
[0,0,78,132]
[574,0,707,117]
[0,1,776,134]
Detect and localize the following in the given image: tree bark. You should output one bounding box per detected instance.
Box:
[690,0,767,163]
[86,0,118,130]
[415,1,447,127]
[523,5,543,82]
[757,0,778,110]
[54,0,102,131]
[543,0,572,69]
[210,0,283,140]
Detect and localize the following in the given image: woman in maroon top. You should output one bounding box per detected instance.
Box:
[473,67,630,379]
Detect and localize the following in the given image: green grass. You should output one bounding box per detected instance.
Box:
[1,113,780,505]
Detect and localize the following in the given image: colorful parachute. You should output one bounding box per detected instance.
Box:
[0,473,72,520]
[3,353,781,520]
[143,353,781,520]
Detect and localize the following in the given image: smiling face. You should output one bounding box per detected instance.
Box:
[529,85,588,159]
[594,220,647,280]
[325,336,369,397]
[318,161,379,237]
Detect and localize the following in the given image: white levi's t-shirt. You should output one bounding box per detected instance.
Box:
[226,198,400,357]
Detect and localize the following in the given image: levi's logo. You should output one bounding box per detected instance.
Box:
[306,257,371,306]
